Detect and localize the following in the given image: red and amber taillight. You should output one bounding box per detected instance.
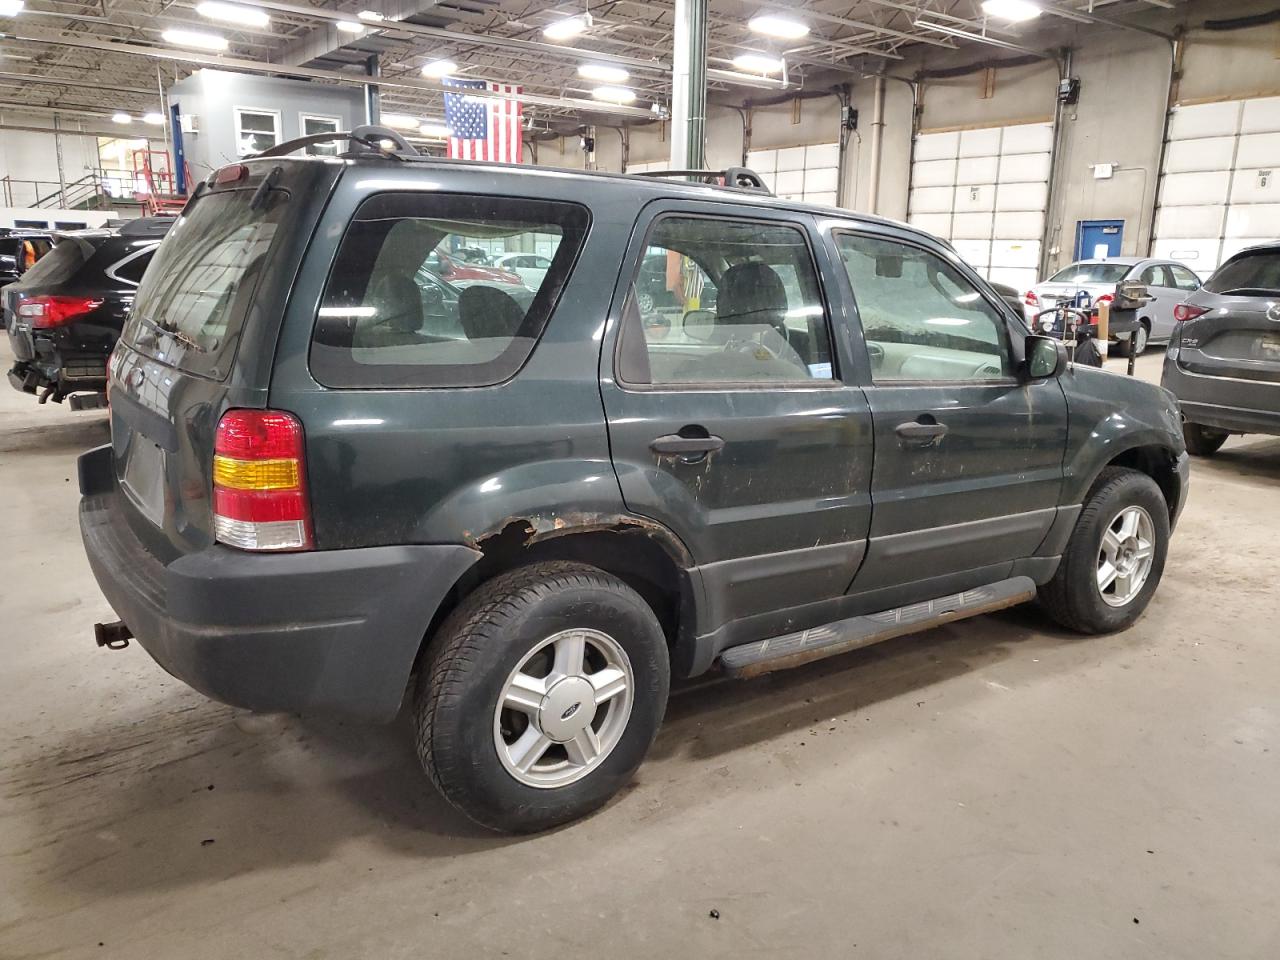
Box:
[212,409,313,551]
[1174,304,1210,322]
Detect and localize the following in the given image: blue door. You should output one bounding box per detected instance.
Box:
[1075,220,1124,260]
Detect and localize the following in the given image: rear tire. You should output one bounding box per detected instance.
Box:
[1183,422,1229,457]
[1113,321,1149,358]
[1038,467,1170,634]
[414,561,670,834]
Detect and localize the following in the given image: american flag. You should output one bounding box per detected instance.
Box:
[444,77,523,163]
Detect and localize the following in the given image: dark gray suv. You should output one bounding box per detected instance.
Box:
[78,129,1189,833]
[1162,243,1280,455]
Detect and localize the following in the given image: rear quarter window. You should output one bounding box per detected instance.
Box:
[310,193,589,389]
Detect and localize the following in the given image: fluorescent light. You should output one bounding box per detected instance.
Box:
[747,14,808,39]
[543,14,590,41]
[111,112,132,124]
[577,62,629,83]
[196,1,269,27]
[421,59,457,77]
[357,9,384,21]
[142,112,165,125]
[592,85,636,104]
[418,121,452,138]
[335,20,363,33]
[380,113,419,130]
[732,52,784,73]
[0,0,24,16]
[981,0,1041,21]
[162,28,229,50]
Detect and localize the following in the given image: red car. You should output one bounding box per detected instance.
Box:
[426,249,522,285]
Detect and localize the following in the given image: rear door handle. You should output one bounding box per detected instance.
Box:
[651,434,725,456]
[895,421,948,445]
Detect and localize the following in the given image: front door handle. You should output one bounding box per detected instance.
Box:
[895,420,948,445]
[651,434,726,456]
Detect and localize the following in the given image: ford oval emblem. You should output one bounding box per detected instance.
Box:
[560,702,581,721]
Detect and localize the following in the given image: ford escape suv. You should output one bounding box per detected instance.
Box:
[79,128,1189,833]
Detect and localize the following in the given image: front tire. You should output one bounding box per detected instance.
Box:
[1183,422,1229,457]
[1038,467,1170,634]
[414,561,670,833]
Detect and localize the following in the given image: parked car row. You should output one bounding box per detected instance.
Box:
[4,217,173,405]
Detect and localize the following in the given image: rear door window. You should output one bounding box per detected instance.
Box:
[616,215,833,385]
[310,193,589,389]
[1169,264,1202,291]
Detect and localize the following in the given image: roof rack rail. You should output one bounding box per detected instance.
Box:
[632,166,771,195]
[253,125,420,160]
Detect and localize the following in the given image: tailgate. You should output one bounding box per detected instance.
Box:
[109,159,340,558]
[1176,296,1280,386]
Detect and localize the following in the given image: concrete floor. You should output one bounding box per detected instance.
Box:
[2,343,1279,960]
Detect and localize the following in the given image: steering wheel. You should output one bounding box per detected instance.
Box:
[1034,305,1092,335]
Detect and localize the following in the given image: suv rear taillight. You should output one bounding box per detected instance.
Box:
[1174,304,1210,322]
[213,409,313,552]
[18,294,103,329]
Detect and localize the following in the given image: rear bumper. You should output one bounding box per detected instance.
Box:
[78,445,481,722]
[1178,400,1280,436]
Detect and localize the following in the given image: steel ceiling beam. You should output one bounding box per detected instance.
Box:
[8,24,658,117]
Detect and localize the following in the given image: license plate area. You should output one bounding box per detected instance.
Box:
[119,435,167,528]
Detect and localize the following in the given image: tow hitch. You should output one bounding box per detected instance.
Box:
[94,621,133,650]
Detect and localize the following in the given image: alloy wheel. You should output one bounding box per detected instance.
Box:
[1097,505,1156,607]
[493,628,634,789]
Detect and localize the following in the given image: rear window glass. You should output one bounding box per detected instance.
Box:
[1205,251,1280,296]
[16,235,102,285]
[122,187,287,379]
[310,193,589,389]
[1048,262,1130,284]
[109,246,155,285]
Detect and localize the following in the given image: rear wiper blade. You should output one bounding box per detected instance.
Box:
[136,314,208,354]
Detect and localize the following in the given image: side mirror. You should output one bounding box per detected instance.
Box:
[1026,334,1067,379]
[682,308,716,341]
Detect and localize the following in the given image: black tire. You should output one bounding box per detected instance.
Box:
[1112,321,1149,358]
[414,561,670,833]
[1038,467,1171,634]
[1183,422,1229,457]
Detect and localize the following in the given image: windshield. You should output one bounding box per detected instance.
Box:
[1204,251,1280,295]
[122,187,287,379]
[1047,262,1131,284]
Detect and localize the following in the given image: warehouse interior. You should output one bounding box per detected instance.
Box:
[2,0,1280,956]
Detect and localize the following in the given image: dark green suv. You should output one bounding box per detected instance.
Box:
[78,129,1189,833]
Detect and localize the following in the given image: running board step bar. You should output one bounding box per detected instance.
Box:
[719,577,1037,679]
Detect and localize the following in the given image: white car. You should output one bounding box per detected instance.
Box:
[1024,257,1203,355]
[493,253,552,289]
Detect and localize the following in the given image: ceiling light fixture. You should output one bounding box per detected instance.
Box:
[380,113,420,130]
[421,59,457,77]
[335,20,363,33]
[357,9,385,21]
[111,111,132,123]
[980,0,1042,22]
[142,112,165,124]
[732,52,785,74]
[543,13,590,41]
[747,14,809,39]
[196,1,269,28]
[418,120,452,137]
[577,62,629,83]
[161,28,230,50]
[591,85,636,103]
[0,0,24,16]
